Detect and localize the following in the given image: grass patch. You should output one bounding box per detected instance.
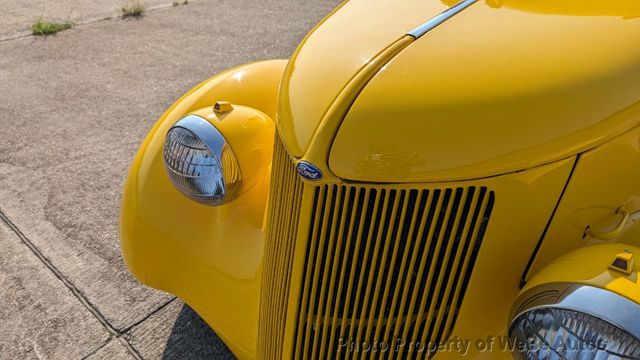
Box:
[172,0,188,6]
[31,19,73,36]
[121,1,145,18]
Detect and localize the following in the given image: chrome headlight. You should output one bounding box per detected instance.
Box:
[163,115,241,206]
[510,284,640,359]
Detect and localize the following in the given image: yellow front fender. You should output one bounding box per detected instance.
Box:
[120,60,287,360]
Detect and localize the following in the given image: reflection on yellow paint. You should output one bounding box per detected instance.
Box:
[442,0,640,18]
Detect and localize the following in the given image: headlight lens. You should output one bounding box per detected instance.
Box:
[163,115,241,206]
[510,285,640,359]
[511,308,640,359]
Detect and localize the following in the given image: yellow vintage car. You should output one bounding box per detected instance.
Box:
[120,0,640,358]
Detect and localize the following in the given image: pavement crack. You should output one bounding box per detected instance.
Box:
[80,337,112,360]
[0,207,142,360]
[116,336,144,360]
[121,296,177,335]
[80,335,144,360]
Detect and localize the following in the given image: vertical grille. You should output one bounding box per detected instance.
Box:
[292,185,494,359]
[258,136,304,359]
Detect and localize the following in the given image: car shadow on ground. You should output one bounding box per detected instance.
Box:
[162,304,236,360]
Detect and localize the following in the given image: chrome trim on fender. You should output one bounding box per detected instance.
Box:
[407,0,478,38]
[510,283,640,340]
[171,115,227,160]
[164,115,242,206]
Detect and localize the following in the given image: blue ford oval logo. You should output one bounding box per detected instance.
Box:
[296,161,323,181]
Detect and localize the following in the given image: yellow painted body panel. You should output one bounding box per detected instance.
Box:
[121,0,640,359]
[301,36,415,185]
[431,159,573,360]
[278,0,449,156]
[466,0,640,17]
[280,158,575,360]
[524,243,640,306]
[120,60,286,359]
[330,0,640,182]
[527,124,640,280]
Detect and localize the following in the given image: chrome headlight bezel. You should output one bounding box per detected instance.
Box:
[163,115,241,206]
[509,283,640,359]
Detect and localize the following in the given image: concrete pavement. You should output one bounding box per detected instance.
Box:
[3,0,174,40]
[0,0,340,358]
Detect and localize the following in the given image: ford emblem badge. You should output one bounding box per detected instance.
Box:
[296,161,323,181]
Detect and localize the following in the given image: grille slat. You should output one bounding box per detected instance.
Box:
[258,137,304,360]
[409,189,457,359]
[382,190,427,354]
[367,190,408,351]
[318,186,352,360]
[431,188,480,347]
[311,186,343,360]
[338,189,374,350]
[343,189,381,357]
[327,188,365,354]
[395,190,446,358]
[449,189,495,336]
[417,188,467,359]
[351,189,391,360]
[389,189,436,360]
[293,186,322,358]
[292,185,494,359]
[357,189,400,357]
[304,185,335,360]
[259,137,495,359]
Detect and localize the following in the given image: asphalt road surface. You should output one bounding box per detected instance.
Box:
[0,0,340,358]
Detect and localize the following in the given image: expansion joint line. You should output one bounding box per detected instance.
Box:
[0,207,146,359]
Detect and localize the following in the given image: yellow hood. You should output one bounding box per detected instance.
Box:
[329,0,640,182]
[277,0,451,157]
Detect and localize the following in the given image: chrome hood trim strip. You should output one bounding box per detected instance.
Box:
[408,0,478,38]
